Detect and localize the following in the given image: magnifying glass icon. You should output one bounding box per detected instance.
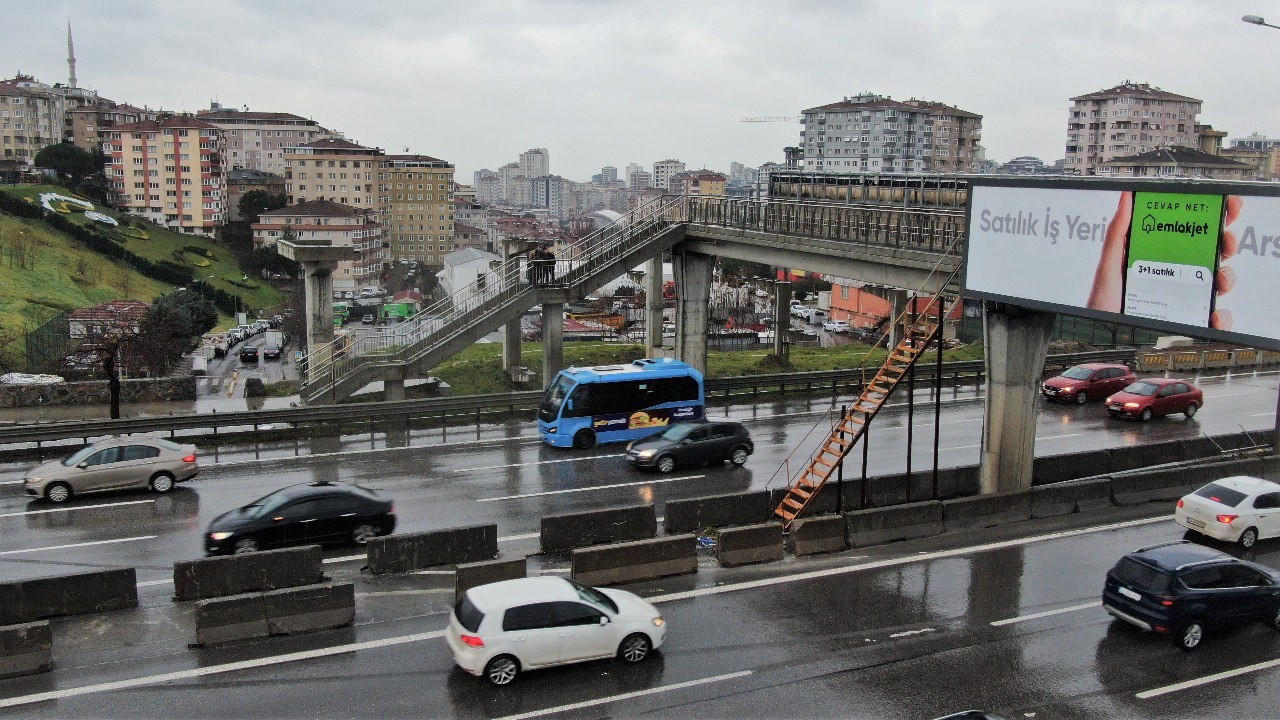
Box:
[1195,270,1205,281]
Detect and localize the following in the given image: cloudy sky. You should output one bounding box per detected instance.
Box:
[9,1,1280,181]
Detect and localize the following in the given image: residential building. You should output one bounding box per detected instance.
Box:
[226,168,286,222]
[498,162,521,201]
[385,153,455,266]
[999,156,1061,175]
[519,148,549,178]
[1231,132,1280,151]
[531,174,571,217]
[508,176,534,207]
[103,114,227,236]
[454,197,497,253]
[1097,146,1254,180]
[1064,81,1202,176]
[473,168,501,204]
[252,199,381,291]
[669,169,726,196]
[454,223,485,251]
[1221,145,1277,179]
[436,247,501,300]
[66,99,154,153]
[197,104,332,173]
[0,75,64,166]
[628,170,652,189]
[799,93,984,174]
[282,137,385,209]
[624,162,645,186]
[600,165,617,183]
[652,159,685,190]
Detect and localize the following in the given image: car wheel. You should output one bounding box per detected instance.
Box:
[618,633,652,663]
[655,455,676,474]
[233,538,259,554]
[1139,408,1154,422]
[45,482,72,504]
[485,655,520,686]
[352,522,379,545]
[730,447,750,466]
[573,430,596,450]
[1075,391,1089,405]
[149,473,175,494]
[1239,527,1259,549]
[1175,620,1205,650]
[1184,402,1198,419]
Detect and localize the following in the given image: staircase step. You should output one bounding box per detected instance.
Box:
[782,497,806,510]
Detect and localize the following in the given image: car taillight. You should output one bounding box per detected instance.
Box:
[1160,598,1175,607]
[183,454,197,463]
[1216,514,1239,524]
[461,634,484,648]
[1177,499,1184,508]
[387,503,395,515]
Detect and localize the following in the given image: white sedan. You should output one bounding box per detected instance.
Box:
[1175,476,1280,548]
[823,319,851,333]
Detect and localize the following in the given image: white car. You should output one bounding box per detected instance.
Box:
[1175,476,1280,548]
[445,576,666,686]
[823,320,851,333]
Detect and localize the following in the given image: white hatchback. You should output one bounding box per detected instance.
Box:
[445,576,666,685]
[1175,476,1280,548]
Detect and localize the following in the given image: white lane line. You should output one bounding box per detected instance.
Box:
[478,474,705,502]
[322,554,365,564]
[0,535,156,556]
[990,601,1100,627]
[0,499,155,519]
[492,670,754,720]
[1136,656,1280,699]
[937,432,1081,453]
[136,579,172,588]
[500,532,540,542]
[888,628,936,638]
[0,630,446,710]
[455,453,622,472]
[1037,433,1082,442]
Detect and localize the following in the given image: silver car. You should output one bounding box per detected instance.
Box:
[24,437,199,503]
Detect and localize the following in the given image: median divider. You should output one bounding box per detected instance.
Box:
[174,546,323,601]
[845,501,944,547]
[0,621,52,679]
[366,524,497,575]
[455,558,527,601]
[571,535,697,587]
[540,504,656,554]
[1030,478,1113,518]
[663,490,772,534]
[0,568,137,623]
[790,515,849,556]
[942,491,1031,532]
[1109,466,1201,506]
[716,523,784,567]
[194,582,355,647]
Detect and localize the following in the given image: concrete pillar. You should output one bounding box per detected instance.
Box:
[644,255,665,358]
[773,280,791,362]
[887,289,909,348]
[502,238,524,376]
[673,250,714,375]
[384,375,406,402]
[542,301,564,387]
[300,262,335,357]
[979,302,1056,494]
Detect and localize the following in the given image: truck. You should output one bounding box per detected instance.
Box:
[379,302,414,324]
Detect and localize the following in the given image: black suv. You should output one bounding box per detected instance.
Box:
[1102,540,1280,650]
[625,420,753,473]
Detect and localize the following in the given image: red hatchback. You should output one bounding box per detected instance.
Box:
[1106,378,1203,421]
[1042,363,1135,404]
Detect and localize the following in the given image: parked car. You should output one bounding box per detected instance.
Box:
[239,346,259,362]
[823,319,851,333]
[1175,476,1280,548]
[204,482,395,555]
[1102,540,1280,650]
[1105,378,1203,421]
[806,309,828,325]
[1041,363,1135,404]
[24,436,198,504]
[446,576,665,686]
[361,314,375,325]
[262,342,282,360]
[625,420,753,473]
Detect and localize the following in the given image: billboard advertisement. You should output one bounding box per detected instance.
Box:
[965,180,1280,346]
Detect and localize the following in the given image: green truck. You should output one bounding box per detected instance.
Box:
[379,302,414,323]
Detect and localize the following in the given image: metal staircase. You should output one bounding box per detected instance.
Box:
[772,263,963,529]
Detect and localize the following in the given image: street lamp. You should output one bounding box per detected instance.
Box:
[1243,14,1280,29]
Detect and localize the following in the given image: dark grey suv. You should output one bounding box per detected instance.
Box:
[1102,540,1280,650]
[625,420,753,473]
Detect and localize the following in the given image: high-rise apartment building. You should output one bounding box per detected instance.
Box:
[0,75,64,166]
[629,170,653,190]
[103,115,226,236]
[519,148,549,178]
[531,175,571,218]
[799,93,983,174]
[66,99,154,153]
[652,159,685,190]
[283,138,387,278]
[198,104,332,173]
[252,200,381,292]
[385,154,455,266]
[498,162,521,202]
[600,166,617,183]
[1064,81,1202,176]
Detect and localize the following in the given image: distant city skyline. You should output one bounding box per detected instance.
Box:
[7,1,1279,181]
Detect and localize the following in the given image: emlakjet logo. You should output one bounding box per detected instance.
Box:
[1138,214,1211,237]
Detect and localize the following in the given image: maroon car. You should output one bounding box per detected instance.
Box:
[1041,363,1135,404]
[1106,378,1203,421]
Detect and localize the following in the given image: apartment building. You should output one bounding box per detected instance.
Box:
[226,168,286,222]
[652,159,685,190]
[66,99,154,153]
[498,162,521,202]
[0,75,64,166]
[252,199,381,292]
[199,105,331,174]
[473,168,501,205]
[1064,81,1202,176]
[628,170,653,189]
[531,174,571,217]
[385,154,455,266]
[669,169,726,196]
[103,115,226,236]
[799,93,984,174]
[519,148,549,178]
[283,138,385,208]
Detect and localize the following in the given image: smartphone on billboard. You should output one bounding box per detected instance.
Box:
[1121,192,1223,327]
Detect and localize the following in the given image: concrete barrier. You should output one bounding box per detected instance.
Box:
[541,504,656,554]
[942,491,1031,532]
[571,535,697,587]
[174,546,323,601]
[0,621,52,679]
[1108,441,1182,473]
[195,582,355,646]
[1110,467,1200,506]
[1232,349,1258,366]
[716,523,784,567]
[1030,478,1113,518]
[195,593,268,647]
[845,501,944,548]
[456,558,527,602]
[0,568,138,623]
[366,524,497,575]
[1203,349,1232,369]
[791,515,849,556]
[1033,449,1113,485]
[663,490,772,534]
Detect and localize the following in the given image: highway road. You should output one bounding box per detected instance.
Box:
[1,367,1279,718]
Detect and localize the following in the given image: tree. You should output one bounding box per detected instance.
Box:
[238,190,288,223]
[131,291,217,376]
[33,142,97,182]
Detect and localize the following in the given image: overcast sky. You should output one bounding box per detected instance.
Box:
[9,0,1280,182]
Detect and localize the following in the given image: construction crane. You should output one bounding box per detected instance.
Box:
[740,116,802,123]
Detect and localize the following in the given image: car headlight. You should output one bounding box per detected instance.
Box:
[209,532,233,541]
[1060,386,1074,393]
[1124,402,1140,409]
[24,477,41,484]
[652,616,665,627]
[636,449,656,459]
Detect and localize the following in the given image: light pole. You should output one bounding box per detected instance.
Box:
[1243,14,1280,30]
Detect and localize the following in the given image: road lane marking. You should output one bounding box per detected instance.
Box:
[0,535,156,556]
[491,670,754,720]
[455,453,623,472]
[0,499,155,518]
[937,432,1082,453]
[136,579,172,588]
[1136,656,1280,699]
[478,475,705,502]
[323,554,365,564]
[888,628,936,638]
[990,601,1099,626]
[500,531,540,542]
[0,630,446,710]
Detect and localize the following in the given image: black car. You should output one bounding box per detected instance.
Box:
[625,420,753,474]
[239,346,259,362]
[1102,540,1280,650]
[262,342,281,360]
[205,482,395,555]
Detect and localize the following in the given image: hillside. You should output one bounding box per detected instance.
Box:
[0,184,288,370]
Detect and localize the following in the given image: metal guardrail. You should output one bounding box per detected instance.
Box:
[0,349,1137,448]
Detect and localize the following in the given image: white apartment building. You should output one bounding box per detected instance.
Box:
[1064,81,1202,176]
[519,148,549,178]
[652,159,685,190]
[197,105,332,174]
[799,93,983,174]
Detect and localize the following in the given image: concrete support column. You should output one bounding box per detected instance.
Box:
[673,250,714,375]
[645,255,665,358]
[541,302,564,387]
[384,372,406,402]
[773,280,791,362]
[979,302,1056,495]
[501,238,524,377]
[300,262,335,357]
[887,289,909,348]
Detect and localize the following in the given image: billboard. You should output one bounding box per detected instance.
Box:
[964,179,1280,347]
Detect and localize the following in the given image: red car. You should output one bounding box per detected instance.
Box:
[1105,378,1203,421]
[1041,363,1135,404]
